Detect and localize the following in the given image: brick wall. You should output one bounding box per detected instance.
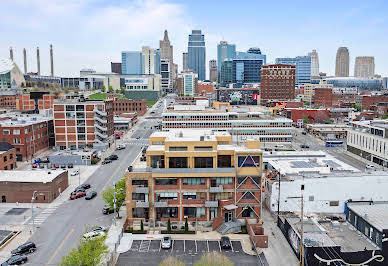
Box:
[0,148,16,170]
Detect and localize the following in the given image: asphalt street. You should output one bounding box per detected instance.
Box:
[24,100,165,266]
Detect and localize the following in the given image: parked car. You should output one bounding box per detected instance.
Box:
[161,236,171,249]
[302,131,307,135]
[85,191,97,200]
[108,154,118,160]
[102,204,114,214]
[70,191,86,200]
[136,136,140,140]
[300,144,310,148]
[89,226,108,233]
[67,163,74,168]
[39,163,44,169]
[127,166,133,172]
[61,164,66,169]
[220,236,231,249]
[54,164,59,168]
[32,164,38,169]
[82,231,105,240]
[11,242,36,255]
[1,255,28,266]
[70,170,80,176]
[116,144,126,150]
[366,164,375,170]
[102,159,112,165]
[81,183,91,189]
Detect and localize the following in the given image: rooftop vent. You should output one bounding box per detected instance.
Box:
[200,136,204,141]
[178,131,183,138]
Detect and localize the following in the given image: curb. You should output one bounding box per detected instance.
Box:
[0,231,21,250]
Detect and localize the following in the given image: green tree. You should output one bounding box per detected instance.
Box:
[63,88,69,94]
[167,218,171,233]
[184,217,188,233]
[194,252,234,266]
[140,220,144,232]
[121,87,125,94]
[351,104,362,112]
[101,85,106,92]
[60,236,108,266]
[159,256,185,266]
[382,113,388,120]
[90,87,95,91]
[302,115,309,124]
[108,86,114,93]
[304,102,310,106]
[102,177,126,217]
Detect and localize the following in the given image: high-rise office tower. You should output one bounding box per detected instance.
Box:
[121,51,143,74]
[177,71,198,96]
[154,49,161,74]
[182,52,188,71]
[111,62,122,74]
[217,41,236,76]
[236,48,266,64]
[308,50,319,77]
[209,60,217,82]
[159,30,174,92]
[188,30,206,80]
[354,56,375,78]
[142,46,155,74]
[335,47,350,77]
[275,56,311,86]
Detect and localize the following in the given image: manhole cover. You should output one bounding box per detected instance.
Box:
[4,208,29,215]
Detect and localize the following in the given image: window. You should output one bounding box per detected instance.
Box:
[169,157,187,168]
[9,154,13,159]
[78,134,85,140]
[183,178,205,185]
[242,207,254,218]
[309,196,314,201]
[4,166,7,170]
[151,155,165,168]
[66,112,75,119]
[169,146,187,151]
[132,193,145,201]
[211,177,233,186]
[238,156,260,167]
[13,129,20,135]
[156,192,177,201]
[66,105,75,111]
[217,155,231,168]
[16,148,20,152]
[13,138,21,144]
[76,105,84,111]
[329,201,339,206]
[156,207,178,218]
[155,178,177,186]
[183,192,205,200]
[132,180,148,187]
[76,112,85,119]
[152,141,164,145]
[3,156,7,162]
[3,130,9,135]
[210,192,232,201]
[242,192,255,199]
[194,146,213,151]
[194,157,213,168]
[183,207,205,218]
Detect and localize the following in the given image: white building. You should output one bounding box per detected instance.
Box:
[160,59,171,93]
[0,59,25,89]
[308,50,319,77]
[142,46,155,75]
[178,71,198,96]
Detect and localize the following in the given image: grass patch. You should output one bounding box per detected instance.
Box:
[160,230,196,234]
[147,100,157,108]
[88,93,107,100]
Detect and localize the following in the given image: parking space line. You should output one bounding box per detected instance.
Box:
[195,240,197,253]
[207,240,209,252]
[218,241,221,252]
[231,241,234,252]
[184,239,185,252]
[147,240,150,252]
[171,240,174,253]
[159,240,162,252]
[139,240,143,252]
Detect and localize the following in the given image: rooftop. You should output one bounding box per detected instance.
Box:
[0,142,14,151]
[347,202,388,232]
[0,169,67,183]
[0,114,52,127]
[0,59,17,74]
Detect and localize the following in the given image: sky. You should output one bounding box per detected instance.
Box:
[1,0,387,78]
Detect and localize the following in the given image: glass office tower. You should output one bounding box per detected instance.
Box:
[232,59,264,84]
[121,51,143,75]
[275,56,311,86]
[217,41,236,76]
[188,30,206,80]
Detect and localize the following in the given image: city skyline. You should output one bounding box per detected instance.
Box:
[1,0,387,77]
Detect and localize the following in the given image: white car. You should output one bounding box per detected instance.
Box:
[70,170,80,176]
[366,164,375,170]
[82,231,105,240]
[161,235,171,249]
[90,226,108,233]
[116,144,126,150]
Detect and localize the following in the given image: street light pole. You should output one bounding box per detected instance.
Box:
[31,190,38,233]
[113,182,116,226]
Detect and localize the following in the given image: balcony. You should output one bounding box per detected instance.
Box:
[135,187,149,194]
[154,201,168,208]
[95,131,108,139]
[95,116,107,124]
[210,185,223,193]
[95,123,107,131]
[136,201,149,208]
[152,168,236,175]
[94,109,107,116]
[205,201,219,207]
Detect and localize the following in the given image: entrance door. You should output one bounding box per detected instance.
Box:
[224,211,233,222]
[1,195,6,203]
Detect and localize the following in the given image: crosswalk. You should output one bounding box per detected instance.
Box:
[26,205,59,226]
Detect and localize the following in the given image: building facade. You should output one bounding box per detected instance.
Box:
[275,56,311,86]
[53,99,114,150]
[112,98,147,116]
[232,59,264,84]
[209,60,217,82]
[335,47,350,77]
[219,60,233,87]
[182,52,188,71]
[0,142,16,170]
[122,74,161,101]
[260,64,296,104]
[324,77,382,91]
[160,30,174,91]
[355,95,388,111]
[142,46,155,75]
[0,90,19,109]
[111,62,122,75]
[177,71,198,96]
[0,59,25,89]
[188,30,206,81]
[354,56,375,78]
[125,130,263,224]
[308,50,319,77]
[121,51,143,75]
[236,49,266,64]
[217,41,236,78]
[160,59,172,93]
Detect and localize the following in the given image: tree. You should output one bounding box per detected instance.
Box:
[194,252,234,266]
[102,177,126,217]
[101,85,106,92]
[61,236,108,266]
[184,217,188,233]
[108,86,114,93]
[382,113,388,120]
[167,218,171,233]
[351,104,362,112]
[120,87,125,94]
[302,115,309,124]
[63,88,69,94]
[90,87,95,91]
[140,220,144,232]
[159,257,185,266]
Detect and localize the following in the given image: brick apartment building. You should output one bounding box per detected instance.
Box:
[126,130,263,226]
[0,114,54,161]
[0,142,16,170]
[0,90,19,109]
[17,93,55,111]
[314,88,355,108]
[283,108,330,123]
[197,81,215,94]
[53,99,114,150]
[0,170,68,203]
[355,95,388,111]
[112,98,147,116]
[260,64,296,104]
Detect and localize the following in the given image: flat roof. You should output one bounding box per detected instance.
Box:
[0,170,67,183]
[0,114,52,127]
[348,203,388,232]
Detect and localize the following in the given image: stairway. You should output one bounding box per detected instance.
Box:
[217,220,242,235]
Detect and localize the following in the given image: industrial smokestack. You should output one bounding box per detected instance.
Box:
[23,48,27,74]
[36,46,40,75]
[9,47,13,61]
[50,44,54,77]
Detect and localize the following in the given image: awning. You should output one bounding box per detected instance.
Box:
[223,204,238,210]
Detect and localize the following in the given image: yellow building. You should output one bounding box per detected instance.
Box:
[125,130,263,228]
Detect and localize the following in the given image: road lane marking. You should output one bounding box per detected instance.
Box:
[46,228,74,265]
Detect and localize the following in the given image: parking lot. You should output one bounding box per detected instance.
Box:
[117,239,262,266]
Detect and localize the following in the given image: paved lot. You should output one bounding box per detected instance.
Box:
[117,239,261,266]
[0,230,13,245]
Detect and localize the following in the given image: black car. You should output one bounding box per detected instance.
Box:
[1,255,28,266]
[220,236,231,250]
[61,164,66,169]
[302,131,307,135]
[102,159,112,165]
[67,163,74,168]
[127,166,133,172]
[11,242,36,255]
[300,144,310,148]
[74,184,90,192]
[102,205,114,214]
[108,154,118,160]
[85,191,97,200]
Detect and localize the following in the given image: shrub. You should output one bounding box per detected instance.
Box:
[184,217,188,233]
[159,256,184,266]
[194,252,234,266]
[140,220,144,232]
[167,218,171,233]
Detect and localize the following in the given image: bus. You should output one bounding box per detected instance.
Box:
[325,140,344,147]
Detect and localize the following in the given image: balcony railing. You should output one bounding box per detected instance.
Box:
[136,201,149,208]
[95,123,107,131]
[95,116,107,124]
[154,201,168,208]
[209,185,223,193]
[135,187,149,194]
[94,109,107,116]
[205,201,219,207]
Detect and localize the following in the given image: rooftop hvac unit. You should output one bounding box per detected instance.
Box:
[200,136,204,141]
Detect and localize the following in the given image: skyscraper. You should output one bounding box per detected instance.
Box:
[154,49,161,74]
[159,30,174,92]
[236,48,266,64]
[182,52,188,71]
[142,46,155,74]
[275,56,311,86]
[354,56,375,78]
[335,47,350,77]
[308,50,319,77]
[232,58,264,84]
[209,60,217,82]
[121,51,143,74]
[217,41,236,75]
[188,30,206,80]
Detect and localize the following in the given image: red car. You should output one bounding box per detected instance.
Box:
[70,191,86,200]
